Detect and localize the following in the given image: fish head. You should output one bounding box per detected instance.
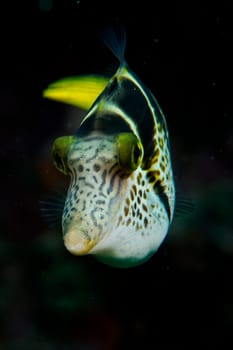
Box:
[51,132,143,257]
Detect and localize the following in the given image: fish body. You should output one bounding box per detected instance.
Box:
[45,29,175,268]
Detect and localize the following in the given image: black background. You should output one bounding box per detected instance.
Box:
[0,0,233,349]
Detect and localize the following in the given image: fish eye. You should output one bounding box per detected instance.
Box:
[117,133,143,173]
[53,151,65,173]
[51,135,76,175]
[132,142,142,168]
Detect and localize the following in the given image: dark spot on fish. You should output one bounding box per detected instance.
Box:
[130,190,134,201]
[132,184,137,195]
[126,218,131,226]
[136,209,143,220]
[144,217,148,228]
[78,165,84,172]
[84,181,95,189]
[82,200,86,211]
[78,176,86,181]
[142,204,148,212]
[93,175,98,184]
[147,170,154,178]
[74,190,78,201]
[147,170,156,183]
[149,175,155,183]
[124,207,129,216]
[137,173,142,185]
[126,198,130,206]
[153,180,162,193]
[96,200,105,205]
[160,163,165,172]
[93,164,100,172]
[117,215,123,226]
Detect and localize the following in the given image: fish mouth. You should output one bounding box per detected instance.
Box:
[64,229,95,255]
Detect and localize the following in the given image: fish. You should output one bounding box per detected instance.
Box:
[43,28,176,268]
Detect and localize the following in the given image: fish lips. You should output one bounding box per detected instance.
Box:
[63,227,96,255]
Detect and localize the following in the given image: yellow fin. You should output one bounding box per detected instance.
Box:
[43,75,109,110]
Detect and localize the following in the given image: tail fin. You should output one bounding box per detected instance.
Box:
[101,24,127,65]
[43,75,109,110]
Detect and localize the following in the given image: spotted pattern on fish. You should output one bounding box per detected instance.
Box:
[78,68,175,222]
[49,29,176,268]
[63,136,121,241]
[61,131,172,267]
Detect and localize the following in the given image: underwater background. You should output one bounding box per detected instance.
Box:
[1,0,232,349]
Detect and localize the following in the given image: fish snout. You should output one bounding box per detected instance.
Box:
[63,228,95,255]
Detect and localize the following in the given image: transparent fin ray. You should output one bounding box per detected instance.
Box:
[101,24,127,64]
[39,192,66,229]
[174,194,195,218]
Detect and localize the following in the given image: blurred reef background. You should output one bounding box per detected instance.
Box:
[0,0,232,349]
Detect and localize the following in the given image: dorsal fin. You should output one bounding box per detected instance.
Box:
[101,25,127,65]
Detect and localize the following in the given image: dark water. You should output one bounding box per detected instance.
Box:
[1,1,233,349]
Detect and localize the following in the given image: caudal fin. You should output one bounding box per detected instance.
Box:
[43,75,109,110]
